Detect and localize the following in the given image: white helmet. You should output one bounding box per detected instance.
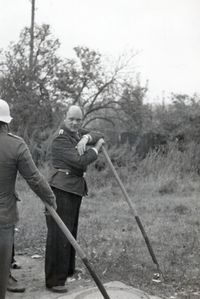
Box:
[0,99,12,123]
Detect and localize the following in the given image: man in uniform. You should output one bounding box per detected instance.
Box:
[45,105,104,293]
[0,99,57,299]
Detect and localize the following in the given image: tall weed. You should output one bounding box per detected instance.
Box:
[87,142,200,196]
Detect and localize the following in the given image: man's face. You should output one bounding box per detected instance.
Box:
[64,107,83,132]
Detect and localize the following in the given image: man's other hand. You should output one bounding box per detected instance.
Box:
[77,135,89,155]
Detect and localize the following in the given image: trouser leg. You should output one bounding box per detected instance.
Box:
[11,243,15,264]
[45,188,82,287]
[0,224,14,299]
[68,204,81,276]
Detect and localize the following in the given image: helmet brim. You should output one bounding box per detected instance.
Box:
[0,116,13,124]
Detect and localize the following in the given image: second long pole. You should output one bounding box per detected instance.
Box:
[101,145,163,277]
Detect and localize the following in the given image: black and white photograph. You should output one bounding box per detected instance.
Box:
[0,1,200,298]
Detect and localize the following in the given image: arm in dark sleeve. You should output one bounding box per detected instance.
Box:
[52,136,98,170]
[79,128,104,145]
[17,141,56,206]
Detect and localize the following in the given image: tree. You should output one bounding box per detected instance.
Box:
[0,24,143,160]
[118,80,151,134]
[0,24,62,163]
[154,93,200,143]
[54,46,136,128]
[0,25,61,129]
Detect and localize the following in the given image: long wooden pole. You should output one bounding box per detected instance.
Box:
[101,145,163,277]
[45,203,111,299]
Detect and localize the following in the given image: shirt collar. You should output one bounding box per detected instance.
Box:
[60,124,80,140]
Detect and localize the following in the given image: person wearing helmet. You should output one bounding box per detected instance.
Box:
[0,99,57,299]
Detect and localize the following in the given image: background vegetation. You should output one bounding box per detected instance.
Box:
[1,24,200,165]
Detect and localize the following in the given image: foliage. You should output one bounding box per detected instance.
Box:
[54,46,138,128]
[118,80,152,134]
[0,24,63,163]
[154,93,200,143]
[0,24,61,136]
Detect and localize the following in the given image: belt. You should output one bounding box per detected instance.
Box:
[57,168,85,178]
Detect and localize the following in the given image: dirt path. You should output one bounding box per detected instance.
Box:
[6,255,93,299]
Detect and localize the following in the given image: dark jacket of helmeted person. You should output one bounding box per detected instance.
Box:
[0,124,55,226]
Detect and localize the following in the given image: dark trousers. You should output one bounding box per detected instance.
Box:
[0,224,14,299]
[45,187,82,287]
[11,244,15,264]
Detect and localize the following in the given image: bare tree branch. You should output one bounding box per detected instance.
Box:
[83,116,115,127]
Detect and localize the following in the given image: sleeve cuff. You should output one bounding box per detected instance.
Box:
[91,147,98,155]
[83,134,92,143]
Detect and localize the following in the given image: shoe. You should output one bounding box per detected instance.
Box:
[11,262,21,270]
[47,285,68,293]
[7,275,25,293]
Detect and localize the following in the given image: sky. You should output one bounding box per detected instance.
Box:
[0,0,200,103]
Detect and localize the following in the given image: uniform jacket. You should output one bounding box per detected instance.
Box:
[0,126,55,225]
[49,125,103,196]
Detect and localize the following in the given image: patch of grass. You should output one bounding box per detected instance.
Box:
[15,179,47,255]
[14,146,200,298]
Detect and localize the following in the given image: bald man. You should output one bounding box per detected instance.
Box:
[45,105,104,293]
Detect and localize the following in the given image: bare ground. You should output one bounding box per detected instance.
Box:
[7,255,94,299]
[6,255,200,299]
